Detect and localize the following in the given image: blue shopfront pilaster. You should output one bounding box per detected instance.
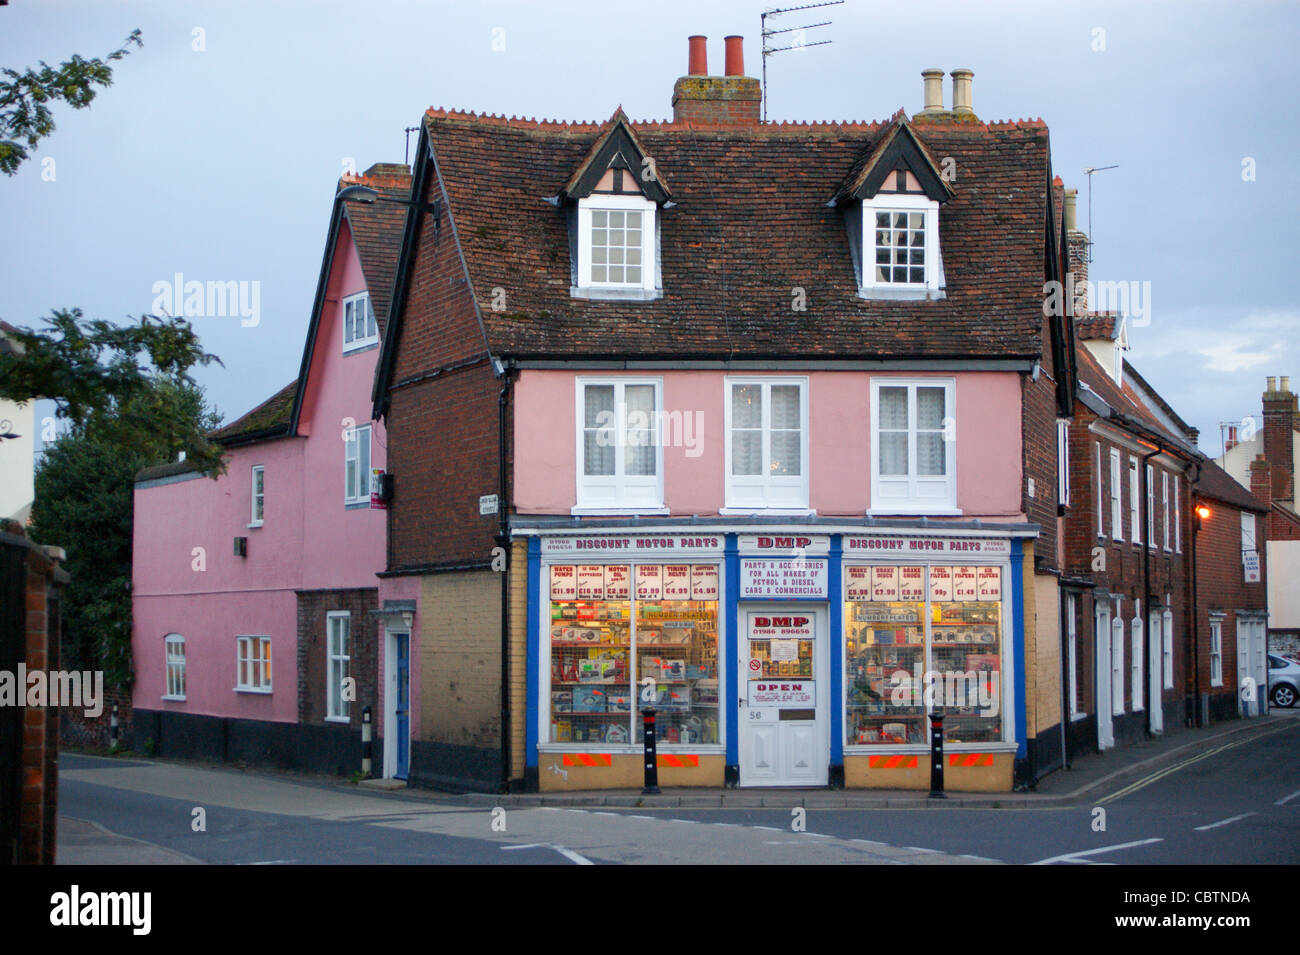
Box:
[1010,538,1027,760]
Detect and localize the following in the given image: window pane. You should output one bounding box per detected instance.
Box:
[917,432,945,475]
[770,430,801,476]
[584,385,614,427]
[626,211,641,230]
[592,210,607,227]
[584,434,614,476]
[359,431,370,497]
[879,387,908,429]
[609,211,624,228]
[733,431,762,475]
[917,387,945,429]
[366,298,377,338]
[880,433,909,475]
[732,385,761,429]
[770,386,800,429]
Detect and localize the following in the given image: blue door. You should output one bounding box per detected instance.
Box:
[395,634,410,780]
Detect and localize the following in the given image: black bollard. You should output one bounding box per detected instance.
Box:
[641,708,660,794]
[928,709,946,799]
[361,706,373,778]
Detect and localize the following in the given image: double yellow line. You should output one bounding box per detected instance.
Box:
[1099,722,1297,804]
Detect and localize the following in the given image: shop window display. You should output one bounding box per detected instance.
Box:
[845,564,1003,746]
[549,563,719,747]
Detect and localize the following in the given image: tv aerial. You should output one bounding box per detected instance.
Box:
[761,0,845,123]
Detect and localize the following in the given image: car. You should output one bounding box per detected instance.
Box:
[1267,653,1300,708]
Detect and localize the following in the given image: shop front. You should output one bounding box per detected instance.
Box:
[522,527,1028,792]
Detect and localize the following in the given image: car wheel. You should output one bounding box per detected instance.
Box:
[1272,684,1298,708]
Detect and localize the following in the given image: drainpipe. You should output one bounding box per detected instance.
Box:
[496,359,514,792]
[1141,447,1159,734]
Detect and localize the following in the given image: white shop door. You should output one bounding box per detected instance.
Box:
[739,606,828,787]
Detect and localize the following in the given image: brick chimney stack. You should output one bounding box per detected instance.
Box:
[1250,453,1273,509]
[1063,186,1088,313]
[1262,374,1298,508]
[672,35,761,126]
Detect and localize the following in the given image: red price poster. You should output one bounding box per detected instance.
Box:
[976,566,1002,601]
[690,564,718,600]
[846,565,872,599]
[636,564,663,600]
[576,565,606,600]
[899,565,925,601]
[662,564,692,600]
[953,566,978,601]
[929,566,953,601]
[604,564,630,600]
[870,566,900,601]
[550,565,576,600]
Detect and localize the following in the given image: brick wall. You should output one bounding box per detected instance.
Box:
[61,685,132,751]
[296,588,379,728]
[418,570,502,750]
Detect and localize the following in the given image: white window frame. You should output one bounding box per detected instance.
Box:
[236,635,272,693]
[326,612,351,722]
[724,377,810,512]
[860,193,942,293]
[577,194,657,293]
[1109,449,1123,541]
[1162,471,1171,551]
[1096,442,1104,538]
[1131,610,1144,711]
[1128,457,1141,546]
[868,378,958,516]
[573,378,665,513]
[1241,512,1257,571]
[1209,617,1223,687]
[1146,464,1155,549]
[342,291,377,352]
[1162,607,1174,689]
[163,634,186,701]
[1111,610,1125,715]
[344,423,372,506]
[1067,594,1083,719]
[250,464,265,527]
[1174,478,1182,552]
[1057,420,1070,507]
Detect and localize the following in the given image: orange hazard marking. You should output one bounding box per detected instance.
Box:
[868,755,918,769]
[947,754,993,767]
[657,754,699,768]
[562,753,612,767]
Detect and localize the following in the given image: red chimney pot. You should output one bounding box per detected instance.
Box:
[724,35,744,76]
[688,35,708,76]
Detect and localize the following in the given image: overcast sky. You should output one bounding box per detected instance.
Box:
[2,0,1296,457]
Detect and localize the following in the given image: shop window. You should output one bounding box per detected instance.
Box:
[327,612,351,722]
[547,563,719,747]
[869,379,957,514]
[844,563,1003,746]
[724,379,808,510]
[164,634,186,701]
[575,379,663,510]
[344,424,371,506]
[237,635,271,692]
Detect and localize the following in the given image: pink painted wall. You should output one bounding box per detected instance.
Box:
[132,219,387,722]
[512,369,1024,517]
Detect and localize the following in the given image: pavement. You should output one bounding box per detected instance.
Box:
[56,707,1299,862]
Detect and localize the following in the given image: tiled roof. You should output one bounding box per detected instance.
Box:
[209,380,296,445]
[1076,312,1121,341]
[1075,343,1191,451]
[420,108,1053,360]
[1196,457,1267,512]
[341,163,411,336]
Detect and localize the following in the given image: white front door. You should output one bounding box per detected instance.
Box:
[1238,618,1267,716]
[738,606,828,787]
[1096,605,1114,750]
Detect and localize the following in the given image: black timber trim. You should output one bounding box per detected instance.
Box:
[288,193,347,437]
[562,120,670,205]
[847,122,954,204]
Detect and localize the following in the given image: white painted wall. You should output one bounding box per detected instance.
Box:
[1268,539,1300,631]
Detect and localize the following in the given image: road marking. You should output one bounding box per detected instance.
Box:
[852,838,886,846]
[1275,788,1300,806]
[961,854,1001,863]
[501,842,594,865]
[905,846,940,854]
[628,815,655,821]
[1194,812,1256,832]
[670,818,699,824]
[1099,738,1253,803]
[1031,837,1163,865]
[753,825,782,832]
[247,859,295,865]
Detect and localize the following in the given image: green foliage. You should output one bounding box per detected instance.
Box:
[0,29,142,176]
[29,379,223,689]
[0,308,225,473]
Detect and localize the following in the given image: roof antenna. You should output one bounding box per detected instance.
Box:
[1082,163,1119,264]
[404,126,420,167]
[761,0,844,124]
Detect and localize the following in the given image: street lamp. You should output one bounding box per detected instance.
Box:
[336,184,440,219]
[1189,500,1212,727]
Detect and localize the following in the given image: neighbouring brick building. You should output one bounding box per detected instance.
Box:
[371,36,1079,792]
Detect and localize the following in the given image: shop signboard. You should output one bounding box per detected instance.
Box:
[541,534,724,556]
[550,565,576,600]
[603,564,630,599]
[740,559,828,599]
[663,564,692,600]
[899,565,925,601]
[844,536,1011,557]
[636,564,663,600]
[750,681,815,706]
[576,565,606,600]
[690,564,719,600]
[953,566,979,601]
[976,566,1002,600]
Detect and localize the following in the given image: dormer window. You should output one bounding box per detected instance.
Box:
[560,109,670,302]
[833,118,953,302]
